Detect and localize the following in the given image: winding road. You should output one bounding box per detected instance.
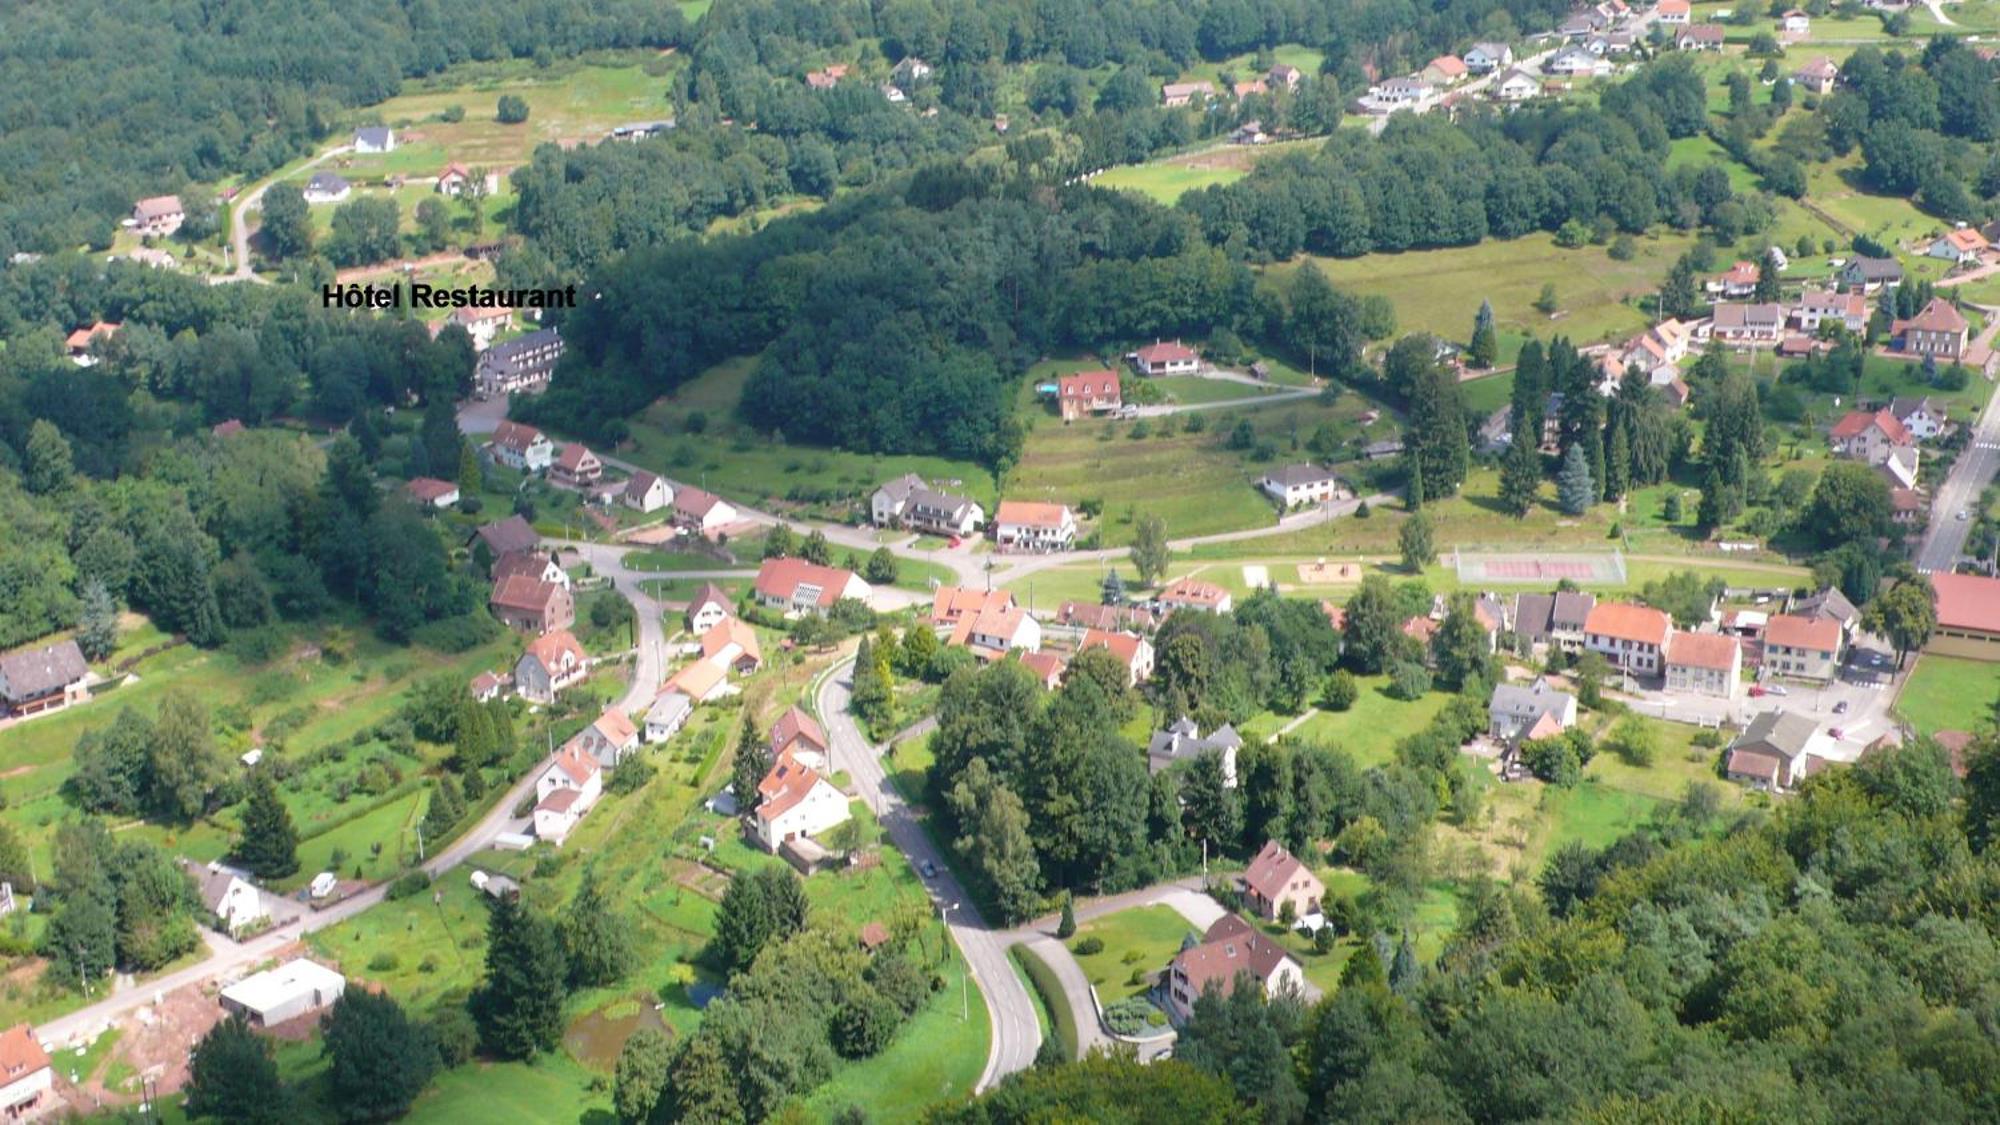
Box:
[217,146,350,284]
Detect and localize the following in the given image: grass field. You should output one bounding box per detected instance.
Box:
[1007,368,1383,546]
[619,356,994,517]
[359,53,679,169]
[1286,680,1455,768]
[1285,229,1702,348]
[1092,161,1246,204]
[1895,653,2000,735]
[1068,905,1199,1004]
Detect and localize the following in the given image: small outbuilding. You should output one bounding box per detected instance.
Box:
[219,959,346,1027]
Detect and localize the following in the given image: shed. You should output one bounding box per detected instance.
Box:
[219,959,346,1027]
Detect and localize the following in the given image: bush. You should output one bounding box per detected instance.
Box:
[386,870,432,901]
[1102,998,1159,1036]
[1323,669,1359,711]
[1388,660,1432,700]
[606,756,655,795]
[368,951,401,972]
[1072,936,1104,956]
[431,1003,479,1066]
[496,94,530,123]
[832,992,900,1059]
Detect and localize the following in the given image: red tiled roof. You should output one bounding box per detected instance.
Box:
[1830,408,1910,445]
[1080,628,1145,666]
[524,629,585,669]
[554,442,597,471]
[0,1024,48,1079]
[1584,602,1670,646]
[995,500,1071,528]
[1020,650,1068,685]
[591,708,638,747]
[700,616,761,666]
[537,787,583,814]
[755,558,861,607]
[490,420,545,453]
[405,477,458,502]
[931,586,1012,624]
[1666,630,1739,671]
[1764,613,1841,653]
[1160,578,1229,607]
[1933,572,2000,634]
[1136,340,1198,364]
[1900,297,1968,335]
[1172,916,1298,998]
[771,705,828,755]
[489,575,561,613]
[756,753,832,822]
[1241,839,1317,903]
[1058,370,1120,400]
[551,742,597,785]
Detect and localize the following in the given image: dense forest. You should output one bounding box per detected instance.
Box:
[0,0,686,255]
[946,738,2000,1124]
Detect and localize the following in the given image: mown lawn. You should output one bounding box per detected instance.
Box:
[1896,654,2000,735]
[1092,161,1245,204]
[1283,229,1703,348]
[1069,905,1200,1004]
[1289,681,1455,768]
[621,356,994,515]
[361,53,680,168]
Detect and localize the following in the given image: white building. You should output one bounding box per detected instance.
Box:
[645,691,692,743]
[754,754,850,852]
[623,470,673,513]
[1258,464,1349,508]
[0,1025,53,1122]
[994,501,1077,552]
[353,127,395,154]
[487,421,554,472]
[220,960,346,1028]
[186,862,268,939]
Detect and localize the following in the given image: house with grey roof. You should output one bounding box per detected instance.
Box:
[1512,591,1595,654]
[303,171,351,204]
[1258,464,1350,508]
[1147,717,1243,786]
[0,638,89,717]
[1839,255,1903,292]
[352,126,395,153]
[182,860,269,938]
[1789,586,1858,633]
[1724,710,1833,791]
[871,474,983,536]
[1488,677,1577,745]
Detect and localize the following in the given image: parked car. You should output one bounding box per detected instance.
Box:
[1749,684,1766,698]
[920,859,937,879]
[1829,727,1845,740]
[1767,683,1789,695]
[1833,699,1849,714]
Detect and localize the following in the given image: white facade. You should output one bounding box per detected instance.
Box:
[755,775,850,851]
[221,959,346,1027]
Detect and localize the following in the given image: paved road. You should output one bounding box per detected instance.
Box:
[37,752,545,1049]
[815,658,1041,1091]
[1917,376,2000,573]
[217,146,350,285]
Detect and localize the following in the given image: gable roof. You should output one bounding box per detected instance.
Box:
[1931,573,2000,634]
[1136,340,1198,364]
[1172,915,1300,998]
[489,575,562,613]
[665,657,726,699]
[1241,839,1316,902]
[554,442,598,472]
[405,477,458,503]
[1845,255,1903,281]
[492,550,559,584]
[687,582,732,619]
[1490,676,1574,719]
[1584,602,1670,646]
[490,420,547,454]
[354,126,393,147]
[673,485,728,520]
[1058,370,1120,400]
[591,708,638,748]
[932,586,1013,624]
[523,629,585,671]
[756,754,835,822]
[1019,650,1068,685]
[1764,613,1841,652]
[1080,628,1147,666]
[772,705,828,755]
[1666,631,1740,671]
[1732,709,1819,761]
[1899,297,1968,335]
[624,469,667,501]
[1830,408,1911,445]
[551,741,598,785]
[0,1024,49,1081]
[1159,577,1229,608]
[995,500,1071,528]
[701,615,761,666]
[0,639,88,700]
[1796,56,1839,80]
[1263,463,1339,488]
[755,558,861,607]
[1427,55,1467,77]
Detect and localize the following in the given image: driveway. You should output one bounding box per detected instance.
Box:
[217,145,351,284]
[1614,632,1905,758]
[814,658,1041,1090]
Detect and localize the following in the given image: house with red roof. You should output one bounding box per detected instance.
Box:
[948,600,1041,658]
[994,501,1077,552]
[132,194,184,236]
[1079,628,1155,685]
[487,420,554,472]
[66,321,120,365]
[571,708,640,768]
[700,616,762,673]
[1158,577,1233,615]
[1892,297,1969,361]
[404,477,461,509]
[534,742,602,845]
[1057,370,1122,421]
[1929,227,1988,266]
[514,630,586,703]
[1828,408,1913,468]
[1665,631,1742,698]
[672,485,739,535]
[753,558,873,616]
[1239,839,1325,921]
[1165,915,1307,1022]
[1422,55,1468,84]
[1763,613,1843,682]
[1927,573,2000,660]
[1130,339,1200,376]
[771,705,829,769]
[1583,602,1671,676]
[930,586,1014,628]
[1018,650,1068,689]
[0,1023,53,1121]
[685,582,733,634]
[488,575,574,635]
[753,747,850,853]
[549,442,603,488]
